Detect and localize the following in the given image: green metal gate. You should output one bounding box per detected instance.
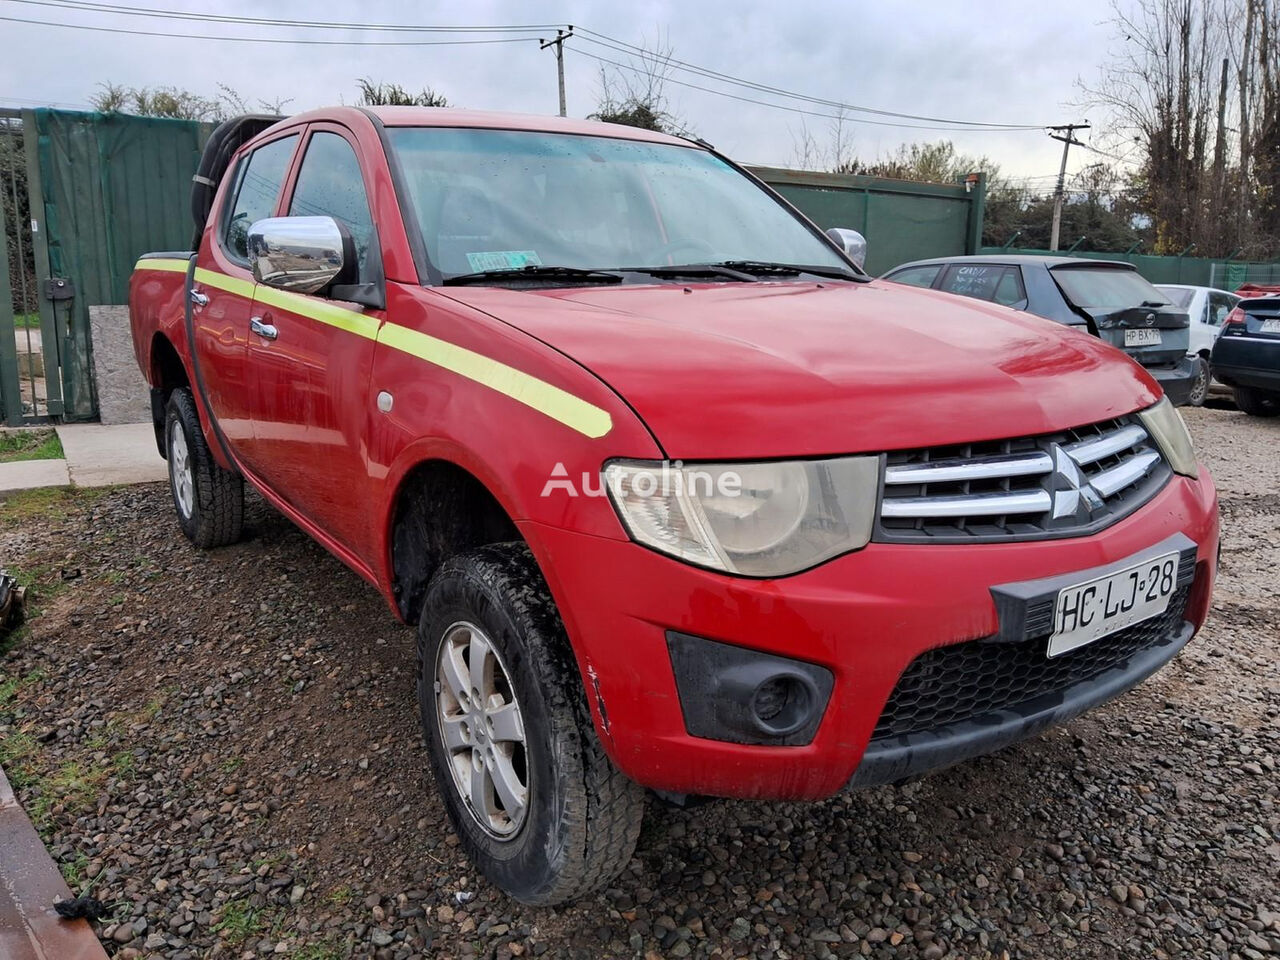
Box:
[1,108,212,424]
[1,109,54,425]
[750,166,987,276]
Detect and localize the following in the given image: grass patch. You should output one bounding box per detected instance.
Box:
[0,486,110,526]
[214,899,282,948]
[0,429,63,463]
[13,313,40,329]
[289,942,348,960]
[25,759,110,829]
[59,852,91,890]
[0,730,39,788]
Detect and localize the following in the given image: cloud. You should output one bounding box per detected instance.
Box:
[0,0,1115,177]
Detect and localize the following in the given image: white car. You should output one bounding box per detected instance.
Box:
[1155,284,1242,405]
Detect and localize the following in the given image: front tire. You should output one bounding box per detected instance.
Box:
[1234,385,1280,417]
[1186,355,1211,407]
[165,388,244,548]
[417,543,645,905]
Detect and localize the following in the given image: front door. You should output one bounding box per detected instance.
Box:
[246,125,384,559]
[193,133,299,459]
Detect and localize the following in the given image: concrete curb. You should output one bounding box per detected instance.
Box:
[0,765,109,960]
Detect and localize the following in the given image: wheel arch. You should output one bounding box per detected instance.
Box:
[385,452,527,626]
[149,333,192,457]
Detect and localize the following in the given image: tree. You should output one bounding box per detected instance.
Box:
[589,37,686,135]
[356,79,448,107]
[90,82,291,121]
[1081,0,1280,259]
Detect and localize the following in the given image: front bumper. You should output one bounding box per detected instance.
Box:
[523,468,1218,801]
[1145,354,1199,406]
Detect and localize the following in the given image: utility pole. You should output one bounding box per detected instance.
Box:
[1048,122,1090,252]
[540,27,574,118]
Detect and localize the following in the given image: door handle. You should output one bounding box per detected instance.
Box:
[189,288,209,307]
[250,316,278,341]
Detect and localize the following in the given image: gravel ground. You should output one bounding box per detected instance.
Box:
[0,405,1276,960]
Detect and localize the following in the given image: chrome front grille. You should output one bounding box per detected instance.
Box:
[876,417,1172,543]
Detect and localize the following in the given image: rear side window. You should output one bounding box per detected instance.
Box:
[886,264,942,288]
[224,135,298,261]
[939,263,1026,307]
[1207,291,1239,324]
[288,132,378,284]
[1052,267,1169,311]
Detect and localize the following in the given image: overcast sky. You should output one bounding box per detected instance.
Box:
[0,0,1122,183]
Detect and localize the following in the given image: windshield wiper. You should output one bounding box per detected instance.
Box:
[713,260,863,281]
[621,264,761,282]
[442,265,624,286]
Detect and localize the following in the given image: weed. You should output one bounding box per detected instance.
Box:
[59,852,91,890]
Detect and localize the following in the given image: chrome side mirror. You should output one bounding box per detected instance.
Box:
[247,216,353,294]
[826,227,867,271]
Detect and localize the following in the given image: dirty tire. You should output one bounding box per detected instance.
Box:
[165,388,244,548]
[1233,385,1280,417]
[417,542,645,906]
[1186,356,1211,407]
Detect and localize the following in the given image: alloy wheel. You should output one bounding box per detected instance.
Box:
[435,621,529,839]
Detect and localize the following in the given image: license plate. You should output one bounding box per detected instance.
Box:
[1049,552,1179,657]
[1124,328,1163,347]
[1262,318,1280,333]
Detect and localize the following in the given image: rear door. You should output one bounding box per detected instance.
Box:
[244,124,385,558]
[1049,264,1189,365]
[194,133,299,455]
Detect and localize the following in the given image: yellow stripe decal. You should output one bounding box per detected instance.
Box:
[133,259,612,438]
[378,323,613,439]
[252,283,381,341]
[134,257,190,273]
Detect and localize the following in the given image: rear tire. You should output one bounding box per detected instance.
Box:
[1234,386,1280,417]
[417,543,645,906]
[1186,356,1211,407]
[165,388,244,548]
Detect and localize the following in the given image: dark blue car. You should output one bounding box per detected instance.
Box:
[1211,297,1280,416]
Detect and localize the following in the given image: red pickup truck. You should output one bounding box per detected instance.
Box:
[129,107,1219,905]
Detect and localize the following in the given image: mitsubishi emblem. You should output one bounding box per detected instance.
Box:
[1050,445,1105,520]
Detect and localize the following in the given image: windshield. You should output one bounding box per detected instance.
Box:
[1052,267,1172,311]
[1155,286,1195,308]
[385,127,850,280]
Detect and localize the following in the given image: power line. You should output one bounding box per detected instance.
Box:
[8,0,557,33]
[575,29,1049,130]
[0,14,542,45]
[569,48,1042,133]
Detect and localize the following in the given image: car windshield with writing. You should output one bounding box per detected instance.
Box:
[384,127,856,285]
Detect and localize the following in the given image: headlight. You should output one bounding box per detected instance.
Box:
[1138,397,1198,477]
[603,457,880,576]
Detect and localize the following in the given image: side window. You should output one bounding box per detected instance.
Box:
[992,267,1027,307]
[939,263,1022,305]
[288,132,377,285]
[224,135,298,261]
[1207,292,1237,325]
[886,264,942,288]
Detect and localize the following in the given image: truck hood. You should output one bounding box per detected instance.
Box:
[439,280,1160,459]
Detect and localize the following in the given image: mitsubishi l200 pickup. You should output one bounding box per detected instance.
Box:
[129,107,1219,905]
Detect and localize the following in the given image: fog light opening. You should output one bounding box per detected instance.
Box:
[750,672,817,736]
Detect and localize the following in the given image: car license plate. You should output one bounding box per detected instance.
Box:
[1124,328,1163,347]
[1049,552,1179,658]
[1262,318,1280,333]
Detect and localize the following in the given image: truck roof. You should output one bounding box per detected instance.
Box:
[270,105,693,147]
